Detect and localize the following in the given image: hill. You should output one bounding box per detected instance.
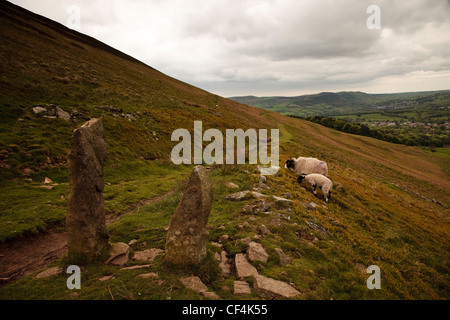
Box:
[0,0,449,300]
[230,91,450,117]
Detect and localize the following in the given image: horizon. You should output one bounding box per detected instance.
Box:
[8,0,450,97]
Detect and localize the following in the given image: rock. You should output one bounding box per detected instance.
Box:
[35,267,62,279]
[239,237,252,246]
[306,221,327,235]
[44,177,52,184]
[274,248,288,266]
[224,191,249,201]
[120,265,152,271]
[138,272,159,279]
[258,224,271,235]
[247,242,269,263]
[179,276,219,299]
[272,196,293,206]
[234,281,252,296]
[128,239,138,246]
[218,251,232,277]
[40,185,54,190]
[355,263,367,274]
[56,106,71,121]
[226,182,239,189]
[66,119,109,264]
[308,202,318,210]
[253,275,300,299]
[32,106,47,114]
[218,235,230,243]
[164,166,213,265]
[133,248,164,262]
[259,175,267,184]
[106,242,130,266]
[179,276,208,293]
[201,291,220,299]
[241,200,270,215]
[98,275,114,282]
[235,254,259,279]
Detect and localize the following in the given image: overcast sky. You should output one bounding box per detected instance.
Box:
[9,0,450,97]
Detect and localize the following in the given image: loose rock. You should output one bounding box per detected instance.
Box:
[235,254,259,279]
[253,275,300,299]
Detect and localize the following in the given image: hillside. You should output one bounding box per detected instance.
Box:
[0,0,449,301]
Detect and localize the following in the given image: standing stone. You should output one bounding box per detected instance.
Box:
[164,166,213,265]
[66,119,109,263]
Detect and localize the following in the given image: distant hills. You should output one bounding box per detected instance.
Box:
[230,90,450,117]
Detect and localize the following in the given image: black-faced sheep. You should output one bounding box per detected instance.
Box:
[297,173,333,203]
[285,157,328,176]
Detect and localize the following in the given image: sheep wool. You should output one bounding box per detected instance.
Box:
[298,173,333,203]
[287,157,328,176]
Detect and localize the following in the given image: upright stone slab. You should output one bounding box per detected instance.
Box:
[164,166,213,265]
[66,118,109,263]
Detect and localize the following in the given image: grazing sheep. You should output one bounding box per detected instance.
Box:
[285,157,328,176]
[297,173,333,203]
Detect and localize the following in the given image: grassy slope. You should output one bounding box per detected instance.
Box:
[0,1,448,300]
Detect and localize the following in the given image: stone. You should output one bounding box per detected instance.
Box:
[164,166,213,265]
[253,275,300,299]
[224,191,249,201]
[106,242,130,266]
[44,177,52,184]
[235,254,258,279]
[133,248,164,262]
[56,106,71,121]
[258,224,271,235]
[218,251,232,277]
[218,235,230,243]
[120,264,152,271]
[179,276,209,293]
[234,281,252,296]
[274,248,288,266]
[32,106,47,114]
[66,119,109,264]
[201,291,220,299]
[247,242,269,263]
[272,196,293,206]
[226,182,239,189]
[98,275,114,282]
[35,267,62,279]
[138,272,159,279]
[128,239,138,246]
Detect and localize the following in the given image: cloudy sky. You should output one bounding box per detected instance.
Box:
[9,0,450,97]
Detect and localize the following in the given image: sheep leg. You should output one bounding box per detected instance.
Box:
[312,184,317,196]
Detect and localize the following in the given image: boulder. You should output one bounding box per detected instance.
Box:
[66,119,109,263]
[253,275,300,299]
[164,166,213,265]
[247,242,269,263]
[235,254,258,279]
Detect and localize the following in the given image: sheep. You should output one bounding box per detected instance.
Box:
[297,173,333,203]
[285,157,328,176]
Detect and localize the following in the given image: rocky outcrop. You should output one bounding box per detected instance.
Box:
[164,166,213,265]
[66,118,109,263]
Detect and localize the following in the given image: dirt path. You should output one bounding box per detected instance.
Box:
[0,191,174,288]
